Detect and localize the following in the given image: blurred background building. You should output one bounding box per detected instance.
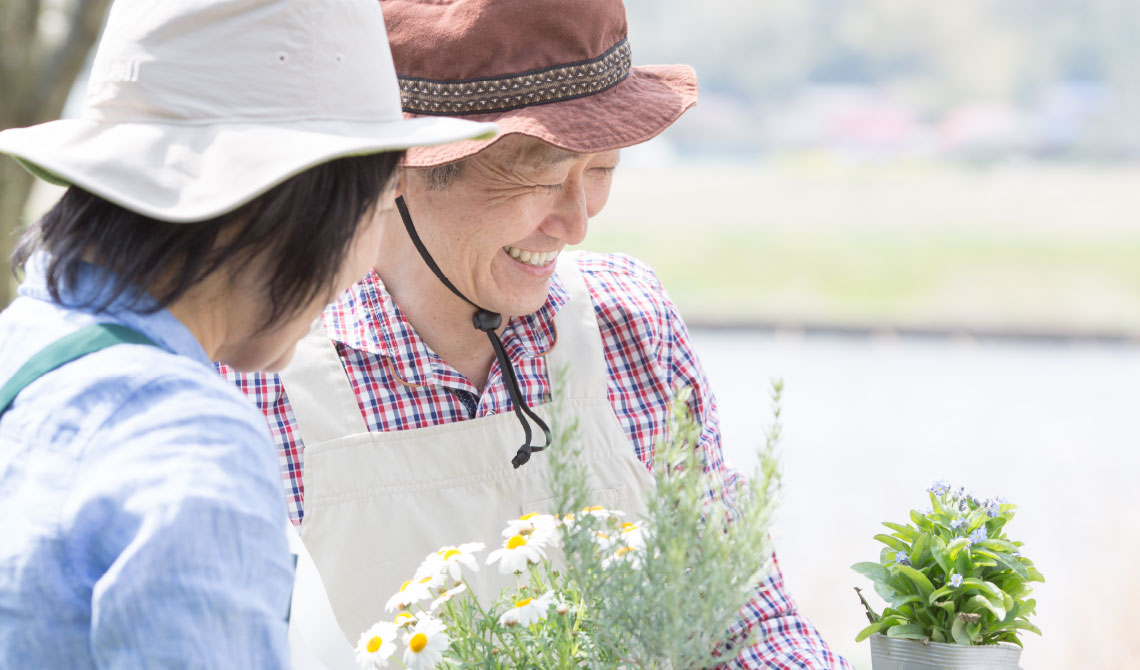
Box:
[3,1,1139,668]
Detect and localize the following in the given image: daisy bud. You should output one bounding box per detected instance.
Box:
[556,603,570,616]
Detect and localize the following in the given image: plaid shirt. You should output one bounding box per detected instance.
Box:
[218,252,851,669]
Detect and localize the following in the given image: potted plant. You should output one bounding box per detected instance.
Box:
[852,480,1044,669]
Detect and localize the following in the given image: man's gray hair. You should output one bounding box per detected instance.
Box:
[421,161,465,190]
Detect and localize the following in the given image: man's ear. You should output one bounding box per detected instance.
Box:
[393,166,406,199]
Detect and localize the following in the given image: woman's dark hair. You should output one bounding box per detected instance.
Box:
[12,151,402,328]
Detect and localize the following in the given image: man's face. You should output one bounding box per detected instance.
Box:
[400,135,620,317]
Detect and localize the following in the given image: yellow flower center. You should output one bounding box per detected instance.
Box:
[514,597,533,608]
[409,633,428,653]
[506,535,527,550]
[520,512,539,520]
[395,612,415,625]
[418,575,434,584]
[366,636,384,653]
[615,546,636,557]
[621,522,636,532]
[443,549,461,560]
[583,505,604,512]
[399,580,412,592]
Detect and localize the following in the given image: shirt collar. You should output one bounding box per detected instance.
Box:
[323,270,571,387]
[19,251,212,366]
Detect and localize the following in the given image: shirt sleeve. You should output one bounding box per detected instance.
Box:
[216,363,307,525]
[642,260,853,670]
[63,374,295,669]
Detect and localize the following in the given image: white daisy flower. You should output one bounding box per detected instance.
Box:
[402,617,450,670]
[427,542,485,582]
[502,512,559,544]
[497,590,555,627]
[384,576,434,612]
[580,504,624,520]
[393,611,418,629]
[602,544,645,569]
[618,521,647,549]
[486,533,547,575]
[430,583,468,611]
[355,621,398,669]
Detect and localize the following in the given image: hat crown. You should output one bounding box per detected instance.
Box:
[83,0,404,124]
[382,0,628,82]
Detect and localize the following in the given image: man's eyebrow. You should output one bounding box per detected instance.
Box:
[522,146,578,167]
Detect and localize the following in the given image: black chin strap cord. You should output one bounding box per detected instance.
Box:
[395,195,552,468]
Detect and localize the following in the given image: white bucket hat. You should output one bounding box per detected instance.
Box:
[0,0,496,223]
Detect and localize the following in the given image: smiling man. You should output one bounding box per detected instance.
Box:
[220,0,851,667]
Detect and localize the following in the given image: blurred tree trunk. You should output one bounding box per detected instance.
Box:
[0,0,112,308]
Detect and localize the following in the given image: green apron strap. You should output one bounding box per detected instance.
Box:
[0,323,159,416]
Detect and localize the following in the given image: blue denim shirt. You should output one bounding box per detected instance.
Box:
[0,254,293,668]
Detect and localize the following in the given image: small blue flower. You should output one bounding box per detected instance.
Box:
[920,507,933,515]
[969,528,987,545]
[895,553,912,567]
[1013,550,1022,558]
[950,573,964,588]
[996,496,1009,504]
[928,480,951,496]
[985,504,1000,518]
[950,518,967,530]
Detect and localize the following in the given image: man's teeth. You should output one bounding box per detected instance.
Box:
[504,246,558,266]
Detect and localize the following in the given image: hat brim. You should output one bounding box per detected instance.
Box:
[402,64,697,168]
[0,116,496,223]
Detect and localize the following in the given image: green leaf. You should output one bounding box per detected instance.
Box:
[994,553,1029,579]
[852,561,889,584]
[874,580,904,603]
[883,522,918,541]
[886,623,928,640]
[956,550,972,577]
[967,621,982,642]
[1026,567,1046,583]
[968,594,1006,622]
[930,536,952,574]
[855,621,886,643]
[931,627,947,643]
[896,565,935,599]
[996,620,1043,636]
[910,533,929,566]
[874,534,911,553]
[890,594,925,609]
[951,617,971,645]
[947,538,970,560]
[911,509,932,530]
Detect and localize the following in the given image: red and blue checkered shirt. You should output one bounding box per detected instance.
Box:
[218,252,851,669]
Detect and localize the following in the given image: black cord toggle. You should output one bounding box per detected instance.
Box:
[473,309,502,332]
[396,196,553,468]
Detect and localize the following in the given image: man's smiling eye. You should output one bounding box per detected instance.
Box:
[539,183,563,194]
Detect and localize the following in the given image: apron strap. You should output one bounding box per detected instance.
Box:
[279,318,369,444]
[0,323,158,416]
[549,252,610,400]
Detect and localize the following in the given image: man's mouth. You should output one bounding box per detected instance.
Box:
[503,245,559,267]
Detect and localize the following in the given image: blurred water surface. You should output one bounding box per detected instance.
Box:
[690,328,1140,670]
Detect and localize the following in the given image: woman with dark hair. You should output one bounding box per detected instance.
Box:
[0,0,493,667]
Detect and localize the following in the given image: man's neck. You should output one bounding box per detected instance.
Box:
[377,262,503,391]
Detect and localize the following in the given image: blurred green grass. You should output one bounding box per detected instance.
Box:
[578,161,1140,335]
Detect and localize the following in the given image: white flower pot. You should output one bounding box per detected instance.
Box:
[869,634,1023,670]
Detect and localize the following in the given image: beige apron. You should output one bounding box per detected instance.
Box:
[280,252,655,642]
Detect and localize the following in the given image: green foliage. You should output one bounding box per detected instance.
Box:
[550,383,783,668]
[852,482,1044,647]
[363,381,783,669]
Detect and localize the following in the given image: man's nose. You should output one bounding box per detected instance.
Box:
[544,180,589,245]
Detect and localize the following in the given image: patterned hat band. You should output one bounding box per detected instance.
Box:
[398,38,632,116]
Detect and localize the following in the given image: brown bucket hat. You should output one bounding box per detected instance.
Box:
[382,0,699,167]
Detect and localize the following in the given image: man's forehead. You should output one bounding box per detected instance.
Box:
[490,136,580,168]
